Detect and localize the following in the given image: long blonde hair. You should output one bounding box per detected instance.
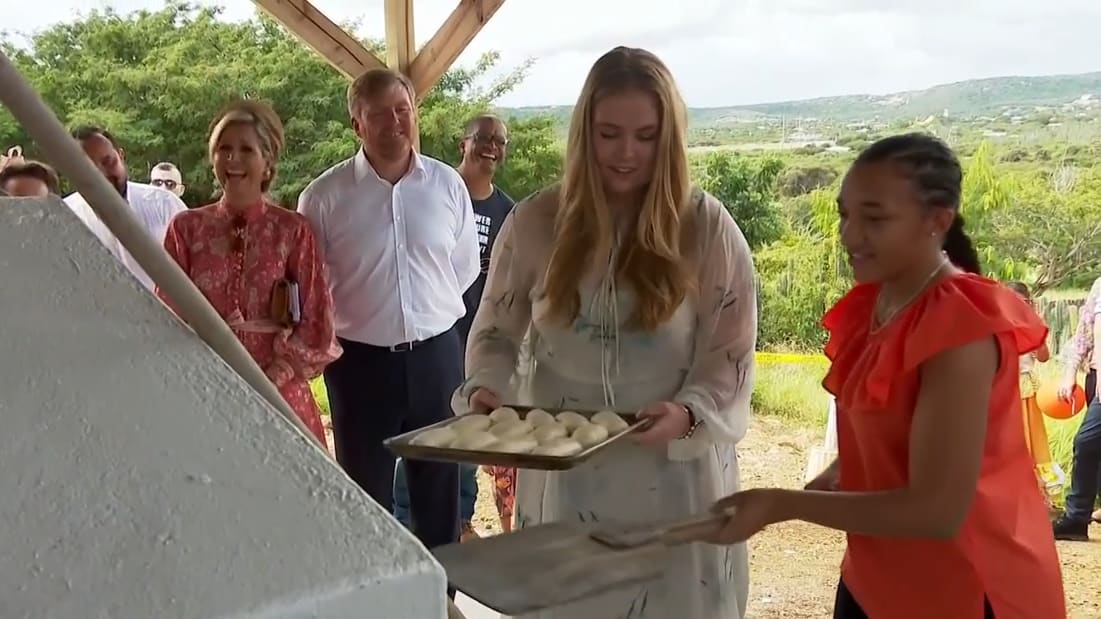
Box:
[542,46,693,331]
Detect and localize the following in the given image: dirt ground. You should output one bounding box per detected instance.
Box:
[463,416,1101,618]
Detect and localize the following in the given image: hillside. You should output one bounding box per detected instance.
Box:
[501,70,1101,126]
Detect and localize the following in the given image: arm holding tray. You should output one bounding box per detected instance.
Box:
[452,212,534,414]
[669,196,757,461]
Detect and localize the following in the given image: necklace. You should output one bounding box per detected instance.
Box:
[871,254,950,333]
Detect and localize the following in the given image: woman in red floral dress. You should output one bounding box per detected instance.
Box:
[157,100,341,445]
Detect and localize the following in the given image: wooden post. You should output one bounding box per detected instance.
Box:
[252,0,384,78]
[253,0,507,95]
[383,0,420,150]
[407,0,506,98]
[384,0,416,74]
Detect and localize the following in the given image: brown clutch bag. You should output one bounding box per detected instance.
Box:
[271,278,301,328]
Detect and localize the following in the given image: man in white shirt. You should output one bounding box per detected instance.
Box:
[298,69,479,553]
[64,126,187,291]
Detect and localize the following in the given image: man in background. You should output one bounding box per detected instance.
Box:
[149,162,186,202]
[1051,275,1101,541]
[64,126,187,291]
[0,160,60,197]
[299,69,479,555]
[393,114,516,538]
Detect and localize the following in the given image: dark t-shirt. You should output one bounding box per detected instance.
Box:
[457,186,515,345]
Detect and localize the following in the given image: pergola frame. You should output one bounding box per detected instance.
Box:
[252,0,507,100]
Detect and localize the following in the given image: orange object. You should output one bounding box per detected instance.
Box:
[1035,382,1087,419]
[821,273,1066,619]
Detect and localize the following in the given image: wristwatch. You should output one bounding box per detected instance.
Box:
[678,404,704,440]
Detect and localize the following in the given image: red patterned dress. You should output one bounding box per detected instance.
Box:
[157,200,341,445]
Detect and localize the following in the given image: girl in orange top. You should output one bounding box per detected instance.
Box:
[1008,281,1060,504]
[707,133,1065,619]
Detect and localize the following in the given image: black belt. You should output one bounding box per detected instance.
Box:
[377,328,449,353]
[388,340,423,352]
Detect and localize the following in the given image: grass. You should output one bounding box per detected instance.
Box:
[752,352,832,426]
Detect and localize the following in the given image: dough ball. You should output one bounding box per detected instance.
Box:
[525,408,557,427]
[451,414,492,434]
[489,406,521,424]
[531,438,583,457]
[556,411,588,431]
[571,422,610,447]
[410,426,458,448]
[591,410,630,434]
[532,423,568,443]
[489,419,534,439]
[491,437,538,454]
[450,430,498,451]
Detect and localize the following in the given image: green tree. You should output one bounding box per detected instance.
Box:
[692,151,786,249]
[0,2,561,206]
[776,165,838,197]
[959,142,1101,290]
[992,167,1101,290]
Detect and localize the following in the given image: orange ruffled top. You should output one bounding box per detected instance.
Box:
[822,273,1066,619]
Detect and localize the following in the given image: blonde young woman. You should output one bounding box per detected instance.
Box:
[456,47,756,618]
[158,100,341,445]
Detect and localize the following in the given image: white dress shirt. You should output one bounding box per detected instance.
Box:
[298,149,480,347]
[64,181,187,291]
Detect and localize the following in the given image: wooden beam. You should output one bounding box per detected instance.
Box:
[407,0,506,97]
[252,0,384,78]
[384,0,416,73]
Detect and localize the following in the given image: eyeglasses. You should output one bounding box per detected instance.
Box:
[151,179,178,190]
[230,216,247,253]
[467,133,508,147]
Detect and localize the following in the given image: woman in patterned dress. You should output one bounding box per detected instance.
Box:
[157,100,341,445]
[456,47,756,619]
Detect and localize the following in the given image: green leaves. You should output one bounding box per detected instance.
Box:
[960,141,1101,290]
[692,151,785,250]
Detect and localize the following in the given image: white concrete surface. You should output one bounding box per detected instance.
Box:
[0,197,446,618]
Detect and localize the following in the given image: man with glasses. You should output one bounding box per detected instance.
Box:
[149,162,187,202]
[393,114,515,539]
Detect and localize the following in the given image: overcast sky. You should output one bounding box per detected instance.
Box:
[2,0,1100,107]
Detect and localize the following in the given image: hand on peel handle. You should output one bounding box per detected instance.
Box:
[704,488,783,545]
[467,387,501,413]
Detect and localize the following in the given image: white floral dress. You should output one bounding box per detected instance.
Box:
[455,187,757,619]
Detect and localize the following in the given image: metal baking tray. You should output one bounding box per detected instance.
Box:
[384,406,647,471]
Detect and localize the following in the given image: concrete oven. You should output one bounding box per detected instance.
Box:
[0,196,446,618]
